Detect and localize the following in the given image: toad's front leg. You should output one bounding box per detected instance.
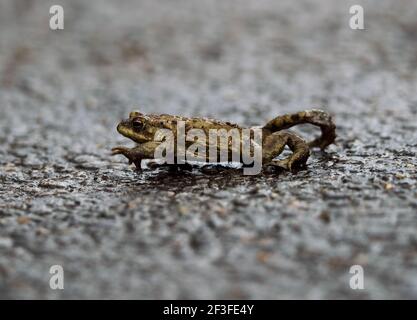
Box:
[112,141,160,169]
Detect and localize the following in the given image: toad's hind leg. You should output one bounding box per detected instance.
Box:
[263,109,336,149]
[262,131,310,171]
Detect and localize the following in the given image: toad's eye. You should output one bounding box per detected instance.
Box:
[132,119,144,130]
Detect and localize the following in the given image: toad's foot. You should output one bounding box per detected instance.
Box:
[269,157,307,171]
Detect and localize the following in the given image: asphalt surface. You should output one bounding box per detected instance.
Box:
[0,0,416,299]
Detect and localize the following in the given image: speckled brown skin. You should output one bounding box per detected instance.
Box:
[112,109,336,171]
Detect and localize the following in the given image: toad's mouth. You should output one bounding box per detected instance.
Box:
[117,123,150,143]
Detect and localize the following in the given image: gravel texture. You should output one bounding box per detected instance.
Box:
[0,0,416,299]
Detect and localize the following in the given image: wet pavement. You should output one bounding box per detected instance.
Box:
[0,0,416,299]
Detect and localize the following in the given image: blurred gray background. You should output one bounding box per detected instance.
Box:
[0,0,416,299]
